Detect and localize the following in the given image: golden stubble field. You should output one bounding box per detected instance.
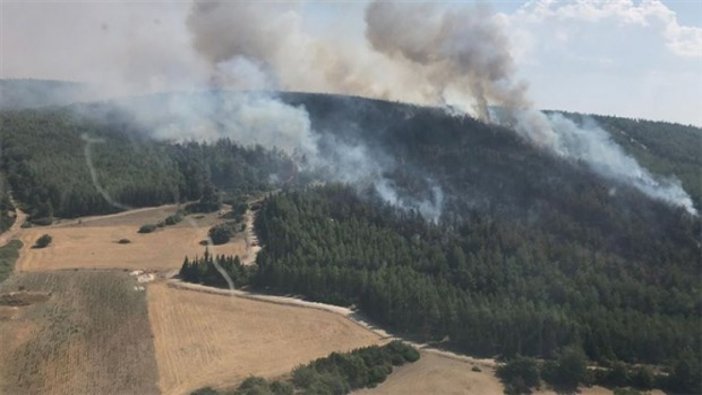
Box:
[147,282,384,395]
[0,271,159,395]
[356,352,504,395]
[16,205,249,272]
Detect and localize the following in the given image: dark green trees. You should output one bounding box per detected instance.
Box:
[542,347,588,393]
[249,186,700,368]
[33,234,52,248]
[189,342,420,395]
[179,251,250,288]
[497,356,541,394]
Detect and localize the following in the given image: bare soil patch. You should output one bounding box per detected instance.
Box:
[0,271,159,395]
[147,281,383,395]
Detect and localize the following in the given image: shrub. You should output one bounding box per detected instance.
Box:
[34,234,52,248]
[209,226,231,245]
[190,387,218,395]
[498,356,540,394]
[117,239,131,244]
[472,366,482,372]
[208,222,239,245]
[164,213,183,226]
[138,224,157,234]
[541,347,588,393]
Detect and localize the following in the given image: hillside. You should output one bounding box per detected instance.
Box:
[0,79,96,110]
[0,90,700,392]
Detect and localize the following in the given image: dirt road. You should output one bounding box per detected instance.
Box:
[0,199,26,248]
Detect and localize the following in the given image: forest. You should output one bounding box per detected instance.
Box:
[182,184,699,392]
[2,90,701,393]
[0,106,292,221]
[250,186,700,364]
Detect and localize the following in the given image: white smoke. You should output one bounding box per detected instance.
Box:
[2,1,695,216]
[113,90,444,221]
[364,1,697,215]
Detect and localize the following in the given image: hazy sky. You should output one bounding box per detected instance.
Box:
[1,0,701,125]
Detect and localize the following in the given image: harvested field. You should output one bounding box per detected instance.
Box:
[357,351,655,395]
[16,206,247,272]
[356,352,504,395]
[147,282,383,395]
[0,271,159,395]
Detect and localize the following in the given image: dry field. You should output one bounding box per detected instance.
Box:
[0,271,159,395]
[357,351,659,395]
[147,282,383,395]
[16,206,248,272]
[356,352,504,395]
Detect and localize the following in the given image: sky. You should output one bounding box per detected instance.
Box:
[1,0,701,125]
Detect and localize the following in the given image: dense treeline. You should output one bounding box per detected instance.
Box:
[180,251,253,288]
[0,108,292,220]
[249,186,700,369]
[498,350,701,395]
[282,93,700,261]
[191,341,420,395]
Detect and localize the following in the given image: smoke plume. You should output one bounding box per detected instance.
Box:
[2,1,695,216]
[363,1,696,215]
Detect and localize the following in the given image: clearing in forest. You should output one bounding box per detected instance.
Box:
[0,271,159,395]
[16,205,248,272]
[357,351,651,395]
[355,352,504,395]
[147,281,383,395]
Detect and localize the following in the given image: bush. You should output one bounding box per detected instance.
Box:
[208,222,239,245]
[497,356,540,394]
[138,224,157,234]
[34,234,52,248]
[190,387,218,395]
[472,366,482,372]
[542,347,588,393]
[209,226,231,245]
[117,239,131,244]
[164,213,183,226]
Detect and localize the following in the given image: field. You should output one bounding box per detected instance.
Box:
[355,352,504,395]
[147,282,384,395]
[0,271,159,395]
[357,351,658,395]
[16,206,249,272]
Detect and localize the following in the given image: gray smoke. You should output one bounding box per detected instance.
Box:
[2,1,694,216]
[114,90,444,222]
[365,1,527,121]
[364,1,696,215]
